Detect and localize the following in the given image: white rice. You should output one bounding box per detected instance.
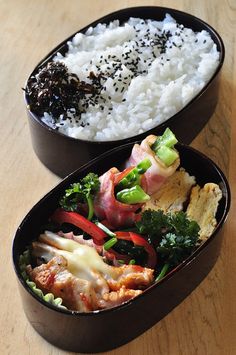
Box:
[42,14,220,141]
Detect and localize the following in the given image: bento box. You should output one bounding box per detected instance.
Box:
[24,6,225,177]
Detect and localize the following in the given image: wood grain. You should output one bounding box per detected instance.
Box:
[0,0,235,354]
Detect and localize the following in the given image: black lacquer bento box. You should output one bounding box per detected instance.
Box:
[24,6,225,177]
[12,141,230,353]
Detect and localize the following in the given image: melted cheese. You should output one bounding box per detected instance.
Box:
[40,231,115,280]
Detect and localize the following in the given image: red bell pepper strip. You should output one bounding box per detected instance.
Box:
[113,166,135,185]
[115,231,157,268]
[51,209,106,244]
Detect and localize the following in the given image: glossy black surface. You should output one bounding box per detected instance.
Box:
[24,6,225,177]
[12,143,230,353]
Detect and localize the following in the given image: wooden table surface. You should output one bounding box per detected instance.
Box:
[0,0,235,354]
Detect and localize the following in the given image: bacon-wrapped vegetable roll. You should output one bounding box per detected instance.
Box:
[127,129,180,195]
[94,167,145,229]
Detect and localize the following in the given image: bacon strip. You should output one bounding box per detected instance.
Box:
[94,167,142,229]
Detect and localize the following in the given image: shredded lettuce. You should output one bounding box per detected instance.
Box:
[19,249,67,310]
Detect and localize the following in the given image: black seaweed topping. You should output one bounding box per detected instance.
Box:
[25,62,100,121]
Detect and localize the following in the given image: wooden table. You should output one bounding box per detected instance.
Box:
[0,0,235,354]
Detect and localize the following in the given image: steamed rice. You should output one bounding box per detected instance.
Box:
[42,14,220,141]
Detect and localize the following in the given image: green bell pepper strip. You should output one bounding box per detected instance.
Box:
[129,259,136,265]
[152,127,178,152]
[103,237,118,251]
[155,145,178,167]
[116,158,152,191]
[116,185,150,204]
[151,128,178,167]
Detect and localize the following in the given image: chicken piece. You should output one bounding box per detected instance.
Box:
[143,168,196,213]
[126,135,180,195]
[27,255,146,312]
[26,256,99,312]
[31,239,111,291]
[31,230,154,300]
[98,286,142,309]
[32,231,154,290]
[106,264,154,291]
[186,183,222,240]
